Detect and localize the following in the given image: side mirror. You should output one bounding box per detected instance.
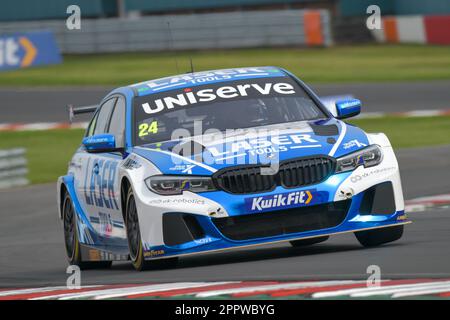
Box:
[82,134,117,153]
[335,99,361,119]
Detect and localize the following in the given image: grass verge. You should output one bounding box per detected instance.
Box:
[0,115,449,184]
[1,45,450,86]
[0,129,83,184]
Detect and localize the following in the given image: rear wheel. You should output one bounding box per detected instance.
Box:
[125,188,178,271]
[355,225,404,247]
[290,236,329,247]
[62,192,112,269]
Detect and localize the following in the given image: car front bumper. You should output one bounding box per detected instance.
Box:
[135,146,409,260]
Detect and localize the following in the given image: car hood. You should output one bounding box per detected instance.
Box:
[132,118,370,176]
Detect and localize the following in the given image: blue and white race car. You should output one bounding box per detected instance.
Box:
[57,67,409,271]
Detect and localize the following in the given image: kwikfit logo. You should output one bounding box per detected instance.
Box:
[247,190,313,212]
[141,82,295,115]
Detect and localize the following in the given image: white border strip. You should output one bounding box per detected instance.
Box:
[328,121,346,157]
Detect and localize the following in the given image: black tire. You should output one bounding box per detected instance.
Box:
[355,225,404,247]
[125,188,178,271]
[62,192,112,270]
[290,236,329,247]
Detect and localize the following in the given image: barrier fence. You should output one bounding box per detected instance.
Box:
[0,9,331,54]
[371,15,450,45]
[0,148,29,189]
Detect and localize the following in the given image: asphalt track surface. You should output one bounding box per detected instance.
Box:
[0,145,449,288]
[1,81,450,123]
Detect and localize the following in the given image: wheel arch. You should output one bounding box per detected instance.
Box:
[57,175,77,221]
[59,183,68,220]
[120,176,132,223]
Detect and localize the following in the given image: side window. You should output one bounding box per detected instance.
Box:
[107,97,126,148]
[93,98,117,135]
[86,112,99,137]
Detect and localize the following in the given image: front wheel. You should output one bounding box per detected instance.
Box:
[355,225,404,247]
[62,192,112,269]
[125,188,178,271]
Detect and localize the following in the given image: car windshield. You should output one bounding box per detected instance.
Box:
[133,76,326,145]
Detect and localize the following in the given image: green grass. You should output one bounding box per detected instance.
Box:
[1,116,449,184]
[0,129,84,184]
[1,45,450,86]
[350,116,450,148]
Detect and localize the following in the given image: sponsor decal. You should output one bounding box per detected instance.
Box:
[122,156,141,170]
[84,158,119,210]
[338,99,361,109]
[88,249,101,261]
[350,166,396,184]
[207,133,322,161]
[85,136,109,144]
[141,81,295,115]
[343,139,367,150]
[86,248,128,261]
[169,164,196,174]
[144,249,165,258]
[194,237,214,245]
[397,214,408,221]
[135,67,282,93]
[90,216,123,228]
[148,198,206,206]
[69,161,82,170]
[244,189,328,213]
[99,212,113,236]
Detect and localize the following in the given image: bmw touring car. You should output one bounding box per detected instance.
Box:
[57,66,409,271]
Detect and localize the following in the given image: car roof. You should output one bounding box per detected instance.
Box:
[127,66,288,97]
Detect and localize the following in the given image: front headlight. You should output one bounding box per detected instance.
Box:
[336,145,383,173]
[145,175,216,195]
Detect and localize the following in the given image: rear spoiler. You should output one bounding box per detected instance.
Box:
[68,104,98,123]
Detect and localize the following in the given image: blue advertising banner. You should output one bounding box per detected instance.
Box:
[0,31,62,71]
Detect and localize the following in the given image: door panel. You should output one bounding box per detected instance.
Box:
[82,153,125,241]
[74,96,127,244]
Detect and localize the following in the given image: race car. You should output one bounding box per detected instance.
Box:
[57,66,409,271]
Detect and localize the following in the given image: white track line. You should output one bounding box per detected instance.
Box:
[392,286,450,298]
[313,281,450,298]
[358,109,450,119]
[94,282,235,300]
[0,285,100,297]
[0,122,88,131]
[405,110,444,117]
[406,194,450,203]
[352,282,450,298]
[405,193,450,213]
[195,280,364,298]
[6,280,450,299]
[33,282,231,300]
